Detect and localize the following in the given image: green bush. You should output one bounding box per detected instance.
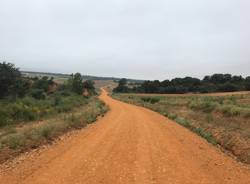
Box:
[141,97,160,104]
[0,92,90,127]
[188,98,219,113]
[10,103,37,121]
[219,105,242,116]
[30,89,46,100]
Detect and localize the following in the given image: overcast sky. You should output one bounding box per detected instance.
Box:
[0,0,250,80]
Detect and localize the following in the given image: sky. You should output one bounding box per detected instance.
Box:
[0,0,250,80]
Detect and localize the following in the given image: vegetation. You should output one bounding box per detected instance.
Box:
[0,62,108,162]
[0,98,108,158]
[113,74,250,94]
[113,78,130,93]
[113,92,250,164]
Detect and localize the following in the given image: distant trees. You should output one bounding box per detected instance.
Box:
[0,62,96,99]
[65,73,96,95]
[114,74,250,94]
[245,77,250,90]
[113,78,130,93]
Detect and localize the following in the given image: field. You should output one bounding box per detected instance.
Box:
[112,91,250,164]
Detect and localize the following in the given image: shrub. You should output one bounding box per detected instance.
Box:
[141,97,160,104]
[10,103,37,121]
[188,98,219,113]
[30,89,46,100]
[219,105,242,116]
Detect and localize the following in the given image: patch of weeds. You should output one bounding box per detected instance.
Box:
[219,105,241,116]
[167,114,217,145]
[38,124,55,139]
[167,113,177,120]
[189,99,219,113]
[175,117,191,128]
[66,114,83,128]
[3,133,26,149]
[192,127,217,145]
[83,112,97,124]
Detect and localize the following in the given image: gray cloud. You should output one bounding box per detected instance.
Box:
[0,0,250,80]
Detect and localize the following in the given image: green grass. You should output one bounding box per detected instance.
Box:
[0,96,108,157]
[0,93,88,127]
[164,112,217,145]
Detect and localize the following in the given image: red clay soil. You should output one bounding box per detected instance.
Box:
[0,89,249,184]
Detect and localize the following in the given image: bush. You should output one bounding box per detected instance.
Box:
[141,97,160,104]
[10,103,37,121]
[219,105,242,116]
[30,89,46,100]
[188,97,219,113]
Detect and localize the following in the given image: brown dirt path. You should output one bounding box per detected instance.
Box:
[0,89,250,184]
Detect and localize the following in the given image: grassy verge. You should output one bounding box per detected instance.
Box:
[0,92,89,127]
[112,93,250,164]
[0,97,108,163]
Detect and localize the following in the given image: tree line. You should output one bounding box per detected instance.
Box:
[0,62,95,99]
[113,74,250,94]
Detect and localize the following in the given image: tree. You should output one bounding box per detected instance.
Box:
[0,62,22,98]
[119,78,127,86]
[72,73,83,95]
[32,76,54,92]
[245,76,250,90]
[83,80,96,95]
[113,78,129,93]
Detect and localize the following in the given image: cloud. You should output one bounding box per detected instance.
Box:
[0,0,249,80]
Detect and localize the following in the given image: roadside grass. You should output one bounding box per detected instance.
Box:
[112,93,250,164]
[164,112,217,145]
[0,92,88,127]
[0,97,108,162]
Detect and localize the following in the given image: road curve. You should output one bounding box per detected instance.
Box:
[0,89,250,184]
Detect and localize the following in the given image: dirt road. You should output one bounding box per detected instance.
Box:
[0,89,250,184]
